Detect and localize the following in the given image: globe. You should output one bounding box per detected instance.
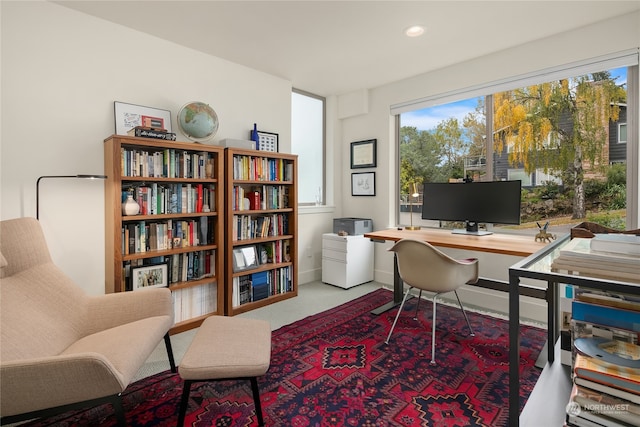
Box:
[177,102,219,142]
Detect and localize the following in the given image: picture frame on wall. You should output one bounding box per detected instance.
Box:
[350,139,377,169]
[351,172,376,196]
[114,101,172,135]
[131,263,168,291]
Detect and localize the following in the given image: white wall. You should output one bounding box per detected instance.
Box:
[1,2,292,294]
[337,12,640,322]
[2,3,638,321]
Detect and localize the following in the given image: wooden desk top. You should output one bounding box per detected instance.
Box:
[364,228,548,257]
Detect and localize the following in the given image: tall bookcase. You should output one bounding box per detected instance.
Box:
[224,148,298,315]
[104,135,225,334]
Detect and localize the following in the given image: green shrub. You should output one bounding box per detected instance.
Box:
[586,211,626,230]
[602,184,626,210]
[607,163,626,186]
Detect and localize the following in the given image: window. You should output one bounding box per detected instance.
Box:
[619,123,627,143]
[291,89,325,205]
[397,62,636,232]
[508,169,532,186]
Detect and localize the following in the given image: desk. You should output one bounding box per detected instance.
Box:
[364,228,548,310]
[509,236,640,426]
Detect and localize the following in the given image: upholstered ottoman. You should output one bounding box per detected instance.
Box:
[177,316,272,427]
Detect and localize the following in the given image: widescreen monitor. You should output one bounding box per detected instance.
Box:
[421,180,522,235]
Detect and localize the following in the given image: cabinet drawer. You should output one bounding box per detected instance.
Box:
[322,250,347,263]
[322,238,347,252]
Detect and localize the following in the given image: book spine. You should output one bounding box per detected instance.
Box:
[572,300,640,332]
[130,127,177,141]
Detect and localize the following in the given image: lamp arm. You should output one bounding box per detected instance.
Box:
[36,175,107,220]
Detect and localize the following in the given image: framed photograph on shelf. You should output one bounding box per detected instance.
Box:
[352,172,376,196]
[131,263,168,291]
[232,246,259,272]
[256,131,279,152]
[350,139,377,169]
[114,101,172,135]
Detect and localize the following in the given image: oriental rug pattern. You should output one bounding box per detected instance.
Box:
[24,288,545,426]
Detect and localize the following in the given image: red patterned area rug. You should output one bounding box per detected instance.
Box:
[23,288,545,426]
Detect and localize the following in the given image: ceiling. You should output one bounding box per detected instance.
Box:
[56,1,640,97]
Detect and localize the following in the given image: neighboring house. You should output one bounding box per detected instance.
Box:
[485,104,627,187]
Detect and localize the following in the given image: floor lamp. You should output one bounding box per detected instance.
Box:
[36,175,107,220]
[405,182,421,230]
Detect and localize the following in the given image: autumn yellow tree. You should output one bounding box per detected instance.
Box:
[493,72,625,218]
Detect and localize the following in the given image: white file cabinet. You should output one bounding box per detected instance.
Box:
[322,233,374,289]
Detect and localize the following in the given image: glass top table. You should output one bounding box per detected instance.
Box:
[507,233,640,426]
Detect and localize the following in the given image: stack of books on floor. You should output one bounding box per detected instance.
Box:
[565,289,640,427]
[551,234,640,284]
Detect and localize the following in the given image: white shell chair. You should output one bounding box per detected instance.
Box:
[385,239,479,364]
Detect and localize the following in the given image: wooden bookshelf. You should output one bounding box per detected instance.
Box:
[224,148,298,315]
[103,135,225,334]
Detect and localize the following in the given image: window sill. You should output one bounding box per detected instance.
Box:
[298,205,335,215]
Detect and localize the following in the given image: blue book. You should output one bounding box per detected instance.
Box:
[572,300,640,332]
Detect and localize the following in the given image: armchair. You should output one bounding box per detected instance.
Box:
[0,217,176,425]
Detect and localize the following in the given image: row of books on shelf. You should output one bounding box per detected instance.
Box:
[552,235,640,283]
[120,147,215,179]
[123,250,216,290]
[232,214,290,242]
[565,287,640,427]
[231,266,293,307]
[232,154,293,182]
[122,218,214,255]
[172,282,217,323]
[125,183,216,216]
[231,184,290,211]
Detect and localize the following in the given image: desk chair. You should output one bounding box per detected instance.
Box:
[385,238,479,364]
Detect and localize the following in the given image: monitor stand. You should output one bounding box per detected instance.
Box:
[451,221,493,236]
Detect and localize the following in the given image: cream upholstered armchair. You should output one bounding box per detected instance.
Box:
[0,217,176,425]
[384,238,478,364]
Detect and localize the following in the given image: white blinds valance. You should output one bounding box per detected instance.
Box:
[390,49,639,115]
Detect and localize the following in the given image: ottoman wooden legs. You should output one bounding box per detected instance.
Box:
[177,376,265,427]
[176,316,271,427]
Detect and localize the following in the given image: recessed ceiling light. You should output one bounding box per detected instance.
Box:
[405,25,425,37]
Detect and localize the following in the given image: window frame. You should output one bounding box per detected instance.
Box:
[291,88,326,206]
[395,58,639,230]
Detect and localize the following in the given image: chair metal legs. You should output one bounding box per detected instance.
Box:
[385,286,413,345]
[430,294,438,364]
[164,333,177,373]
[413,289,423,320]
[385,288,475,366]
[454,290,475,337]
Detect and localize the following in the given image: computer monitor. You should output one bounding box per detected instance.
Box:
[421,180,522,235]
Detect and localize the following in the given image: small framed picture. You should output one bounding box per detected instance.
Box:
[232,246,260,272]
[114,101,172,135]
[256,131,279,152]
[352,172,376,196]
[131,263,168,290]
[350,139,377,169]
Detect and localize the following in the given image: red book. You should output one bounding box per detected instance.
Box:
[248,191,261,210]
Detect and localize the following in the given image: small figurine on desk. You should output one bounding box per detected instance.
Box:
[535,221,556,243]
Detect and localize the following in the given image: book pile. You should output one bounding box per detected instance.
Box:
[128,126,177,141]
[566,289,640,426]
[552,236,640,284]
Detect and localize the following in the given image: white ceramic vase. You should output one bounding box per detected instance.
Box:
[122,194,140,216]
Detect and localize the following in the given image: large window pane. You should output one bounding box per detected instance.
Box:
[292,90,325,205]
[398,67,631,233]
